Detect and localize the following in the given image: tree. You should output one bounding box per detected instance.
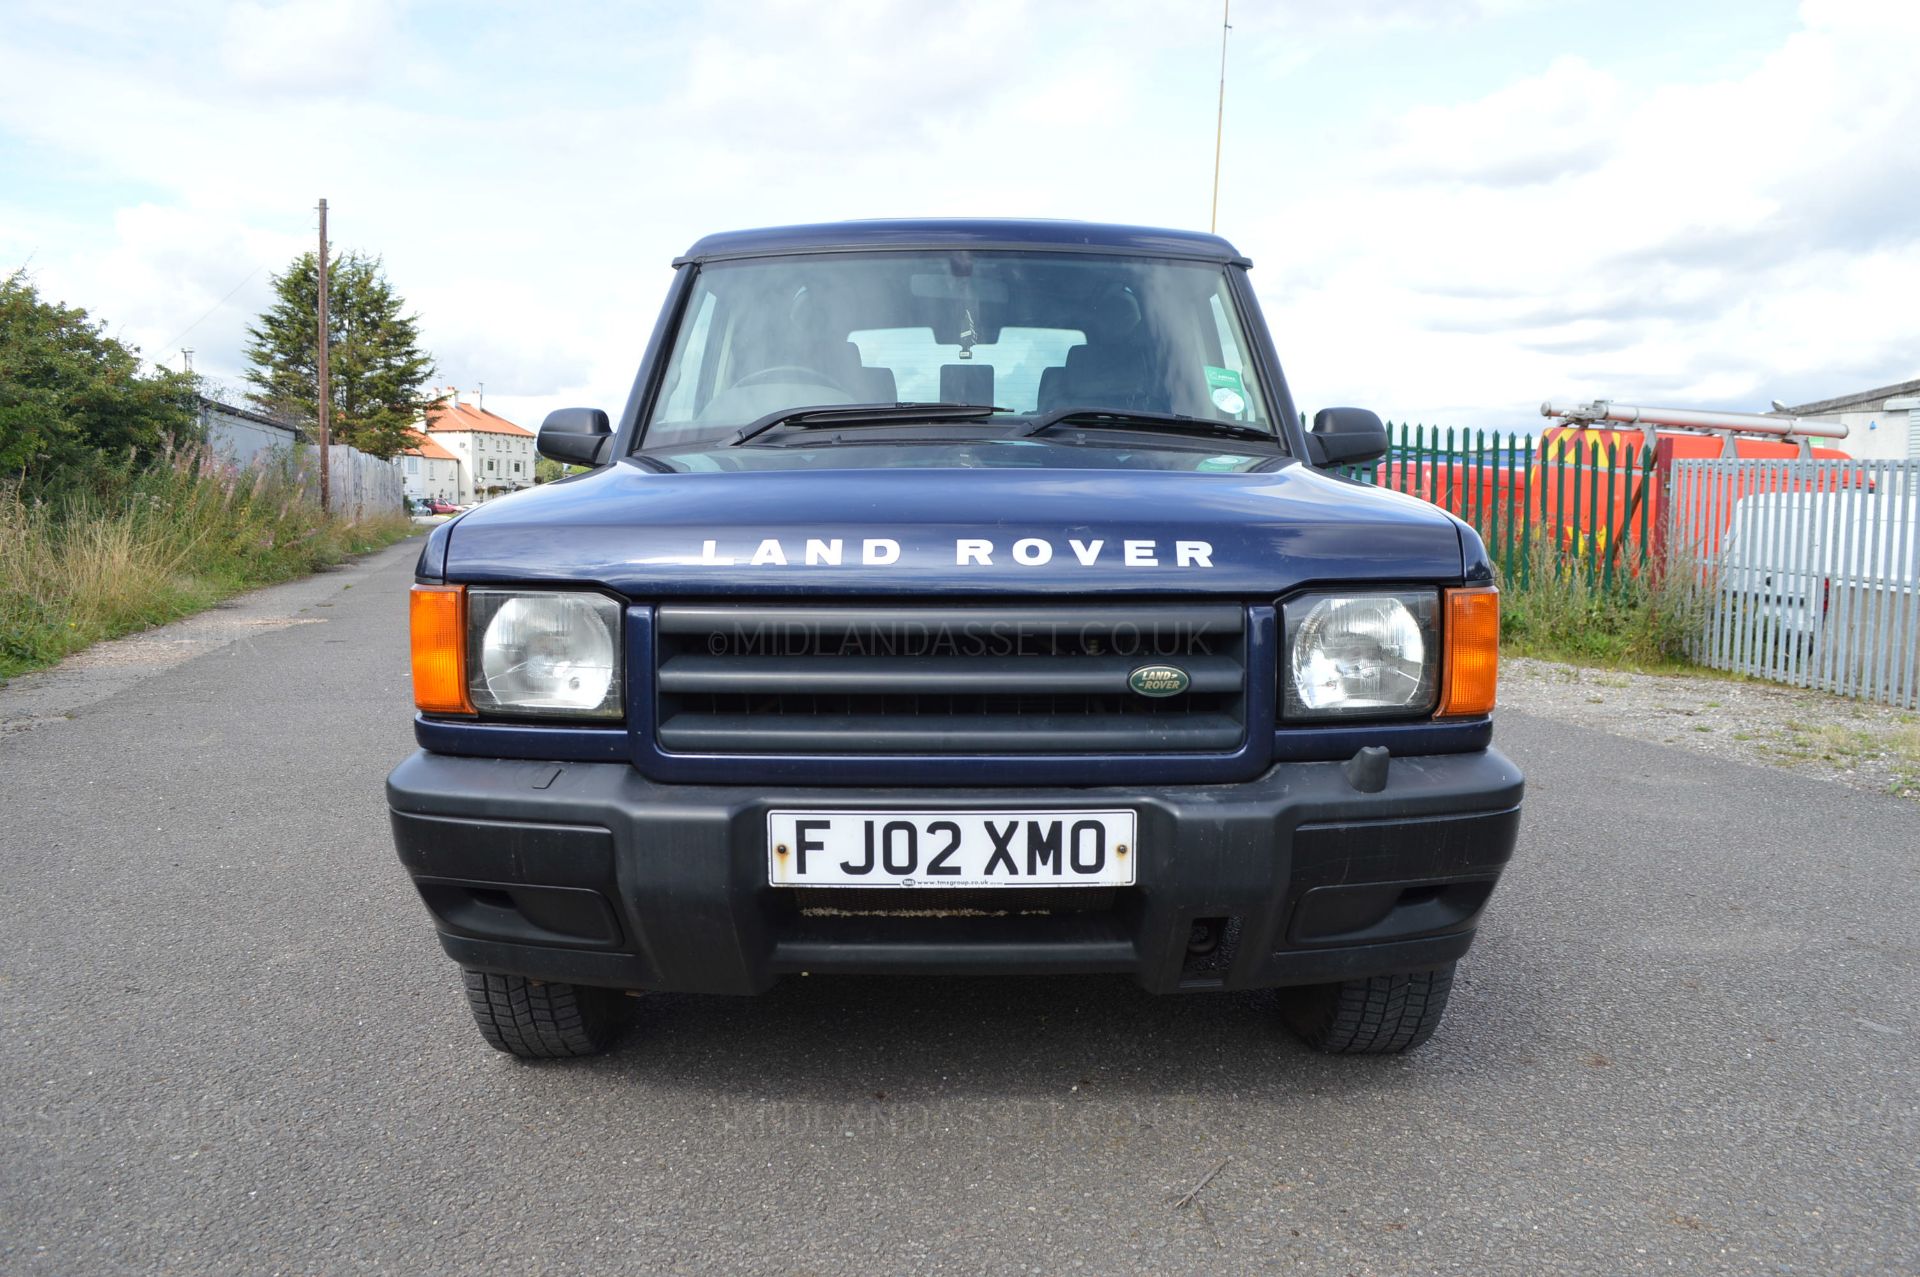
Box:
[534,456,584,484]
[0,269,200,476]
[244,250,435,460]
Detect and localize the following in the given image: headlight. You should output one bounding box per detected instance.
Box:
[1282,591,1438,719]
[467,590,623,719]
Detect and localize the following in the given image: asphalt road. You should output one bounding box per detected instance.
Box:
[2,538,1915,1275]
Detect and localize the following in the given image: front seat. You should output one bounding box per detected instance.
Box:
[1038,343,1169,414]
[801,340,895,402]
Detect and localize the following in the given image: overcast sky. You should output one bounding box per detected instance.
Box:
[3,0,1916,433]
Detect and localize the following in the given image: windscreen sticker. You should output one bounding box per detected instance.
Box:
[1204,365,1246,416]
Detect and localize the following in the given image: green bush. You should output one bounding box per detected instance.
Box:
[1,441,411,680]
[1,269,200,473]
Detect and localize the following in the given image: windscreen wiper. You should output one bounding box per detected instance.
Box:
[730,402,1003,446]
[1016,406,1278,444]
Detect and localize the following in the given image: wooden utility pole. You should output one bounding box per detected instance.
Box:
[1209,0,1231,233]
[315,198,331,513]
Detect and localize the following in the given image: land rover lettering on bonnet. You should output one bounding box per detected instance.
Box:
[678,535,1215,568]
[389,219,1523,1060]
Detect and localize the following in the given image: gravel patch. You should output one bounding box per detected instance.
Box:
[1502,656,1920,802]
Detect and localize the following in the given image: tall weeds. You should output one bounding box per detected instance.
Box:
[1496,538,1703,668]
[2,442,412,679]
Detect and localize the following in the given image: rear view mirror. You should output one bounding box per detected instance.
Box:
[537,408,612,468]
[1307,407,1389,468]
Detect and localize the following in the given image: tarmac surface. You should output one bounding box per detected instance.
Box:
[3,537,1915,1274]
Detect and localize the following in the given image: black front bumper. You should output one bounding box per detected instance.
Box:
[386,748,1523,996]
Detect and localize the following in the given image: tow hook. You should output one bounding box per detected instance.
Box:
[1344,745,1390,794]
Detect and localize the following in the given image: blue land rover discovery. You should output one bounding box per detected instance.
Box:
[388,220,1523,1059]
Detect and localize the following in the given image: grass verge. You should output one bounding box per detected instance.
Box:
[1497,543,1702,670]
[2,443,414,682]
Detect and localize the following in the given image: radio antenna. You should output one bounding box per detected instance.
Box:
[1210,0,1231,233]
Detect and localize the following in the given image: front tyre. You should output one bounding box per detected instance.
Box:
[1280,964,1456,1054]
[461,969,629,1059]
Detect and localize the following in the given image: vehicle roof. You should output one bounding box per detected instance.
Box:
[676,219,1251,268]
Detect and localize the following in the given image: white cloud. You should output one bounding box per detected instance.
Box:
[1251,0,1920,426]
[1376,57,1622,187]
[219,0,402,92]
[0,0,1914,435]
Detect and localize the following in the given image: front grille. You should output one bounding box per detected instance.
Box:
[653,603,1247,755]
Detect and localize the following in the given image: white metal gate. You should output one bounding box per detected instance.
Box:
[1669,457,1920,708]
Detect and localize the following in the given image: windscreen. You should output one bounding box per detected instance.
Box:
[641,250,1277,454]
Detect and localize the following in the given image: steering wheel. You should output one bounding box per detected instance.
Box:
[730,365,848,392]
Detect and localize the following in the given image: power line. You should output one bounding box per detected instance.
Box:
[158,263,266,354]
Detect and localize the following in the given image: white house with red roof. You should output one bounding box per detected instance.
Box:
[422,388,537,504]
[397,429,461,503]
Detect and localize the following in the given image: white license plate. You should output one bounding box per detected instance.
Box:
[767,810,1137,888]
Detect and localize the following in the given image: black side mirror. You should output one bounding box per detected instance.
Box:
[1307,407,1389,468]
[537,407,612,468]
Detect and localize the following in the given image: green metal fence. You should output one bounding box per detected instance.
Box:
[1342,423,1660,586]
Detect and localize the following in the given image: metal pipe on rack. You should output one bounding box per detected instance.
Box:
[1541,399,1849,441]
